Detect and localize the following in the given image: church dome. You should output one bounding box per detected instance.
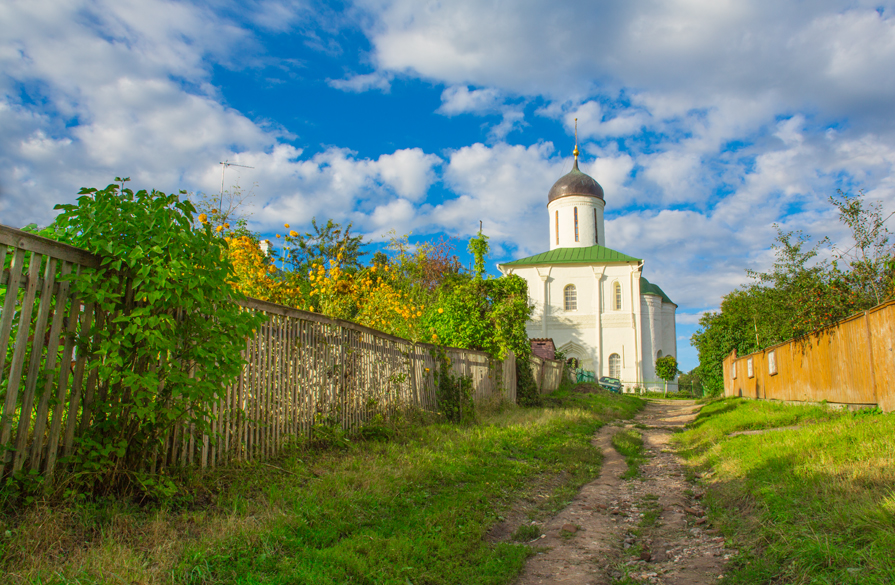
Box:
[547,159,604,203]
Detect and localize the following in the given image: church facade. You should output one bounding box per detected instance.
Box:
[498,149,677,390]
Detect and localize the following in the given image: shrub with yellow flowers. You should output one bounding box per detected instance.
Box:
[224,234,304,307]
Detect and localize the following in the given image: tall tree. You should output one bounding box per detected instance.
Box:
[285,218,367,274]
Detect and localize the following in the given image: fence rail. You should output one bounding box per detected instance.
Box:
[724,300,895,412]
[0,224,516,482]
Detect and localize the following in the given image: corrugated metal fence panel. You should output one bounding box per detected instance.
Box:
[724,301,895,411]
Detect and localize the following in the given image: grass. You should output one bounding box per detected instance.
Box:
[1,390,643,585]
[611,428,645,479]
[510,524,540,542]
[636,391,697,400]
[675,398,895,585]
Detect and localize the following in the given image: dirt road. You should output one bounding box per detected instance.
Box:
[513,399,733,585]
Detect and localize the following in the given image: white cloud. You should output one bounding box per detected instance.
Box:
[434,141,564,251]
[327,71,392,93]
[375,148,441,200]
[437,85,502,115]
[248,146,440,233]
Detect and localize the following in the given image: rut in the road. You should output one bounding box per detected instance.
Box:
[512,400,734,585]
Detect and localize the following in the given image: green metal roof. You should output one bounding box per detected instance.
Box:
[640,276,675,305]
[500,245,641,267]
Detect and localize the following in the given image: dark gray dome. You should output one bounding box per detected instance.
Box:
[547,159,604,203]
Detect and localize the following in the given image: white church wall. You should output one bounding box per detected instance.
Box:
[640,294,663,389]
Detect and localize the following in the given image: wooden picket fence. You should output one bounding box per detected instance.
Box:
[0,224,516,482]
[723,300,895,412]
[529,354,565,394]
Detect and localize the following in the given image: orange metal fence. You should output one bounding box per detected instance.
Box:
[724,300,895,412]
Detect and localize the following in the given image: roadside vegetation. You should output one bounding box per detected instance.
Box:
[689,191,895,395]
[675,398,895,584]
[0,390,642,585]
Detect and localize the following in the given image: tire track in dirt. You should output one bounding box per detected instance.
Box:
[512,399,734,585]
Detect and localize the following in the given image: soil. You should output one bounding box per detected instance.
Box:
[510,399,735,584]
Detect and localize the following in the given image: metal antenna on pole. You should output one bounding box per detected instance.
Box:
[219,160,254,211]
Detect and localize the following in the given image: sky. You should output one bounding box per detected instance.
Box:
[3,0,895,371]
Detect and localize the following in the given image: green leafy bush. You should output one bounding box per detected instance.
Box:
[52,181,263,495]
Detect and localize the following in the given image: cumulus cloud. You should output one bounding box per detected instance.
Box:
[433,141,565,252]
[248,146,440,233]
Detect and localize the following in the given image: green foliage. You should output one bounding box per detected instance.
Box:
[51,181,263,495]
[425,273,533,361]
[515,355,542,407]
[433,351,475,424]
[655,355,679,397]
[285,218,367,274]
[829,189,895,306]
[468,230,490,280]
[654,355,678,382]
[511,523,541,541]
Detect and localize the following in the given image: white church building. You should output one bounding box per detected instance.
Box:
[499,147,677,390]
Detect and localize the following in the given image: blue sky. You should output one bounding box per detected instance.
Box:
[3,0,895,371]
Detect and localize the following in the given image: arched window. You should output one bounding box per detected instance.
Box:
[613,282,622,310]
[564,284,577,311]
[555,210,559,245]
[594,209,598,244]
[609,353,621,378]
[574,207,579,242]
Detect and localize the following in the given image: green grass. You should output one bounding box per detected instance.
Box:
[636,391,696,400]
[675,398,895,585]
[510,524,541,542]
[611,428,645,479]
[2,392,643,585]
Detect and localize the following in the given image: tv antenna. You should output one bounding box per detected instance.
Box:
[219,160,254,209]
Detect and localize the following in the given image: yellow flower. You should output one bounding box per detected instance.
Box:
[416,312,422,317]
[215,225,223,232]
[224,223,230,229]
[438,308,444,314]
[276,234,281,238]
[290,230,298,237]
[284,223,290,228]
[267,265,276,273]
[198,213,208,224]
[309,306,314,312]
